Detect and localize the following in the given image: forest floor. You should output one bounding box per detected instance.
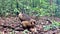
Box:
[0,16,60,34]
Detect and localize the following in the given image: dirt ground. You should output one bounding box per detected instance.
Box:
[0,16,60,34]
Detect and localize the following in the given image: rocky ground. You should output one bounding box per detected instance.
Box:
[0,16,60,34]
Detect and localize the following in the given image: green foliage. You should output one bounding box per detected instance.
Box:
[22,29,29,34]
[0,0,58,17]
[43,21,60,31]
[52,21,60,26]
[43,25,51,31]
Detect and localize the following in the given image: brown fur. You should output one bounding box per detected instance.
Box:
[18,13,31,21]
[21,21,35,30]
[30,19,36,24]
[18,12,36,31]
[18,12,36,23]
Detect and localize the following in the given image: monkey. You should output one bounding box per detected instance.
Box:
[21,21,35,28]
[18,12,36,32]
[18,12,36,23]
[18,12,31,22]
[21,21,35,31]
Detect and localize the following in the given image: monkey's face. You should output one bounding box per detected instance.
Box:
[18,13,26,21]
[18,13,23,18]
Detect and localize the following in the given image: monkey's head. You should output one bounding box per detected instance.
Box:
[18,12,25,21]
[21,21,35,30]
[18,12,23,18]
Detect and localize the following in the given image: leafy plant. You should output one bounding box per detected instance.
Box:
[43,21,60,31]
[22,29,29,34]
[0,0,58,17]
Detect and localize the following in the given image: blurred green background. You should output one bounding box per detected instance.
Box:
[0,0,60,17]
